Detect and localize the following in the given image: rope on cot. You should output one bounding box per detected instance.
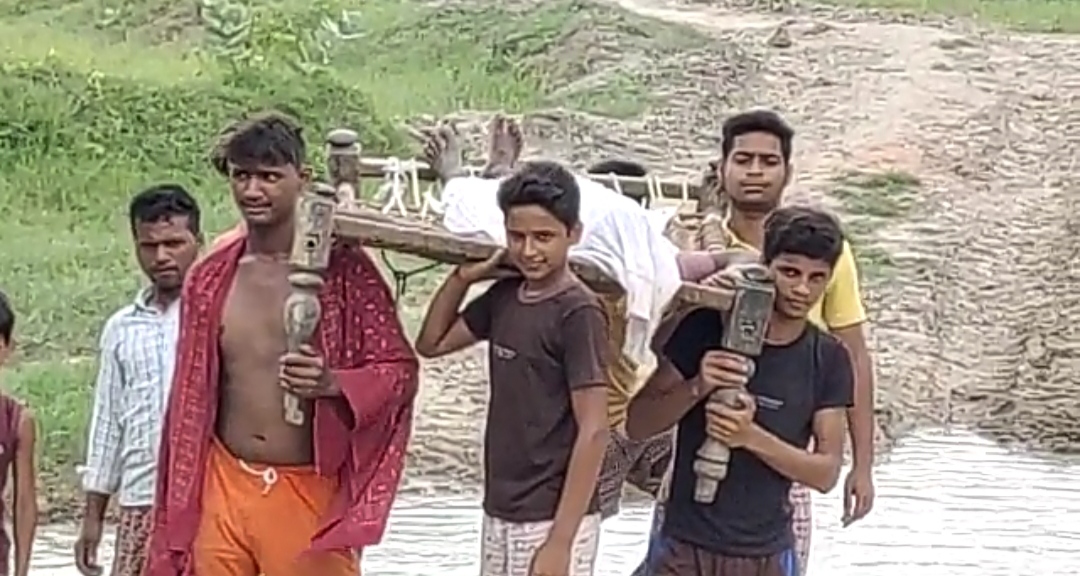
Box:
[379,250,441,303]
[647,175,662,209]
[408,159,421,210]
[380,157,409,217]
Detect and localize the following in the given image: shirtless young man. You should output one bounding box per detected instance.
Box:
[415,160,611,576]
[76,185,202,576]
[638,110,877,576]
[626,206,854,576]
[144,112,420,576]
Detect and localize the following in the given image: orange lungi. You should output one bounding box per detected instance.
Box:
[193,439,360,576]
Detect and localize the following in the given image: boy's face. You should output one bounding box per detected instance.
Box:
[228,162,311,228]
[504,205,581,283]
[721,131,790,214]
[0,337,10,367]
[767,253,832,320]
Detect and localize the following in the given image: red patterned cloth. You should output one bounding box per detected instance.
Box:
[143,233,419,576]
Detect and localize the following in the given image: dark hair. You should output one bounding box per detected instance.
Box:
[0,290,13,344]
[215,110,306,174]
[762,206,844,267]
[129,184,201,235]
[586,159,648,177]
[496,160,581,230]
[721,110,795,164]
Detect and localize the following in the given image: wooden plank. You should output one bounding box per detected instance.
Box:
[333,208,733,310]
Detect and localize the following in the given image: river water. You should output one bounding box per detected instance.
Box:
[28,428,1080,575]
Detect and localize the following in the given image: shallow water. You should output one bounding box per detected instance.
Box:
[29,428,1080,575]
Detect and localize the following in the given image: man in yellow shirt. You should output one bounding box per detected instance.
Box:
[633,110,877,576]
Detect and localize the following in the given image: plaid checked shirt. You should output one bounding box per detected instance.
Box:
[81,287,180,507]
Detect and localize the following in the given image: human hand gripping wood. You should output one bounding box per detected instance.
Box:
[705,394,758,448]
[280,344,339,398]
[698,350,758,447]
[452,248,518,284]
[695,349,753,395]
[700,262,771,290]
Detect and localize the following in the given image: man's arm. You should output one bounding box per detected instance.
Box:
[675,249,759,282]
[549,305,610,545]
[13,409,38,576]
[744,341,854,493]
[626,308,718,440]
[414,271,492,359]
[823,241,875,470]
[81,320,124,525]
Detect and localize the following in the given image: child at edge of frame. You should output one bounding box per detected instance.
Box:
[0,290,39,576]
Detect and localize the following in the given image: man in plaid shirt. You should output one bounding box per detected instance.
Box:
[74,185,203,576]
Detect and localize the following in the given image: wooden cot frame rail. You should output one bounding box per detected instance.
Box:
[322,128,735,311]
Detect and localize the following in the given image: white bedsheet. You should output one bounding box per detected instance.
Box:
[441,175,681,364]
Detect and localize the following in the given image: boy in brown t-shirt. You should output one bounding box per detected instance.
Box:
[416,160,611,576]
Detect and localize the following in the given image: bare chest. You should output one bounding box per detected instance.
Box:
[220,259,292,361]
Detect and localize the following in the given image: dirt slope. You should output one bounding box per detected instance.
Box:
[404,0,1080,491]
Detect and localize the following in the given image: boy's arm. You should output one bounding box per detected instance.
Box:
[414,271,494,359]
[13,409,38,576]
[548,305,610,546]
[626,308,718,440]
[744,342,854,493]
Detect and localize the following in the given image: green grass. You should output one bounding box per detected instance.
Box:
[831,170,921,283]
[818,0,1080,33]
[0,0,679,517]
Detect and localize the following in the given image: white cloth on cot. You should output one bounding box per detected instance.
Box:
[441,175,681,365]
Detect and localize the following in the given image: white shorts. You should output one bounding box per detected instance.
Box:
[480,513,602,576]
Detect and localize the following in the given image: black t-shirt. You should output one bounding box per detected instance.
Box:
[661,308,854,556]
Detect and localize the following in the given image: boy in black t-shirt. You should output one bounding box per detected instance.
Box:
[625,206,854,576]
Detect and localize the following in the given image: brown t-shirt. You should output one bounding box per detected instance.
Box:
[463,277,610,522]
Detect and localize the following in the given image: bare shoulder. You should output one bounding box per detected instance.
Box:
[17,406,35,440]
[187,236,241,284]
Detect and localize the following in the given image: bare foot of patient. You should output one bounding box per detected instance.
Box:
[481,113,524,178]
[409,121,462,184]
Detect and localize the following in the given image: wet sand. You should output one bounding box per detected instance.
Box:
[28,428,1080,575]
